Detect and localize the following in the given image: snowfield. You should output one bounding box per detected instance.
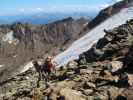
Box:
[53,4,133,67]
[20,61,33,73]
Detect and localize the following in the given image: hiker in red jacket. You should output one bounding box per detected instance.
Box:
[43,56,55,76]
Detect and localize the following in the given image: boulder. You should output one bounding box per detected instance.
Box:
[78,54,87,65]
[83,81,96,89]
[128,74,133,86]
[82,89,93,96]
[102,61,123,73]
[60,88,86,100]
[111,61,123,73]
[67,61,78,70]
[80,69,93,75]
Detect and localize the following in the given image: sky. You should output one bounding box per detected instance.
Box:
[0,0,122,16]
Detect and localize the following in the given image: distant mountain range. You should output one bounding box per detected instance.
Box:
[0,12,95,25]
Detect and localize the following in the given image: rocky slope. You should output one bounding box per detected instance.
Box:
[0,19,133,100]
[78,19,133,64]
[0,17,89,81]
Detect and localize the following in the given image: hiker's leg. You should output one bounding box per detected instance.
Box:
[40,71,43,80]
[46,71,49,82]
[37,72,41,87]
[43,70,48,81]
[48,69,52,81]
[42,71,45,80]
[42,70,48,82]
[52,68,56,76]
[48,69,51,76]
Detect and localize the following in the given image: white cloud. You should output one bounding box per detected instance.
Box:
[32,8,44,12]
[99,3,110,10]
[18,4,113,14]
[40,5,100,13]
[36,8,43,11]
[19,8,25,12]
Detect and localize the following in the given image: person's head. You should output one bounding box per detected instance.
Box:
[32,60,38,65]
[46,56,52,62]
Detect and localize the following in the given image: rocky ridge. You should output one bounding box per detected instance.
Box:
[86,0,132,30]
[0,19,133,100]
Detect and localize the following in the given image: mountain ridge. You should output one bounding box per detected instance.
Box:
[0,17,89,81]
[86,0,132,30]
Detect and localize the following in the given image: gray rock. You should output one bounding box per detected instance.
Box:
[82,89,93,96]
[83,81,96,89]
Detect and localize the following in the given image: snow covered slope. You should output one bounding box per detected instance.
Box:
[53,3,133,67]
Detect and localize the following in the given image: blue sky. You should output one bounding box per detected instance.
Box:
[0,0,122,15]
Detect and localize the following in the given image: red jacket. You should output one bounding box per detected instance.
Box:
[47,61,55,70]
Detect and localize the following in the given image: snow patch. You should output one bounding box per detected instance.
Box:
[13,55,17,58]
[53,5,133,67]
[20,60,44,73]
[0,65,4,68]
[2,31,19,45]
[20,61,33,73]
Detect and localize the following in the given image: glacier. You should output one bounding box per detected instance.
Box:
[53,4,133,67]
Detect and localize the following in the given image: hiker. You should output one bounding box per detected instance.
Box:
[32,60,42,79]
[32,60,44,87]
[42,56,56,80]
